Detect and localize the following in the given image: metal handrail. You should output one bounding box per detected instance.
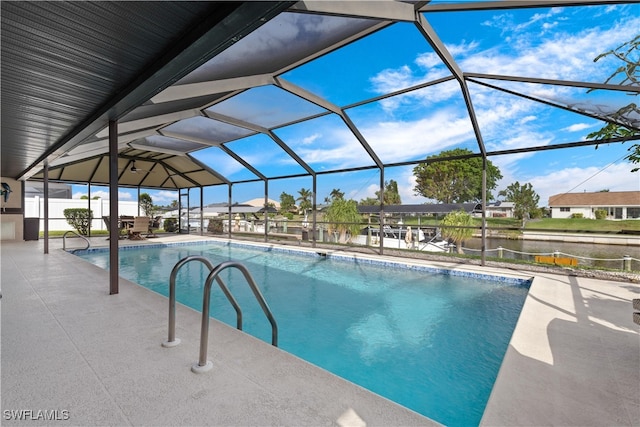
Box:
[163,256,242,348]
[193,261,278,373]
[62,231,90,252]
[163,256,278,374]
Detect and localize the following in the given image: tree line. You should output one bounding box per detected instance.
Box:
[279,147,541,221]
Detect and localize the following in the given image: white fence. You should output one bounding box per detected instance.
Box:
[24,197,140,232]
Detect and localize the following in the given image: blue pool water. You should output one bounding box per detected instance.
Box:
[77,241,530,426]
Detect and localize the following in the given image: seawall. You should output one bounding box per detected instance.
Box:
[520,231,640,246]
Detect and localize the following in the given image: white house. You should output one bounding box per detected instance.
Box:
[548,191,640,219]
[241,198,281,210]
[485,201,515,218]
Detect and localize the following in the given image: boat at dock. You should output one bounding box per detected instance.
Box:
[357,226,452,252]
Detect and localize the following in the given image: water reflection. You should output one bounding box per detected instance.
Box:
[464,237,639,270]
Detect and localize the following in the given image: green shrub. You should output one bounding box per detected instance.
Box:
[529,207,544,219]
[63,208,93,235]
[163,218,177,232]
[441,210,475,254]
[594,209,607,220]
[207,218,223,234]
[323,198,363,243]
[571,213,584,219]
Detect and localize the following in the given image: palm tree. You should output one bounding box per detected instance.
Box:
[296,188,312,226]
[440,210,475,254]
[323,198,362,243]
[324,188,344,203]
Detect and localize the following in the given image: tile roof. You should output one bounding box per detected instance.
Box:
[548,191,640,207]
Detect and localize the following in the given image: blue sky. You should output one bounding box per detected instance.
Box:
[74,3,639,208]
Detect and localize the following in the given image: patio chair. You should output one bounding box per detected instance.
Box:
[147,215,162,238]
[128,216,150,240]
[119,215,135,232]
[102,216,124,240]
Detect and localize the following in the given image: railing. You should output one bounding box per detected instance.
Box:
[162,256,240,348]
[461,246,639,271]
[62,230,90,252]
[163,256,278,374]
[212,219,639,271]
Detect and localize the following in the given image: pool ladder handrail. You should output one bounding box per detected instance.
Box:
[62,230,90,252]
[163,255,278,374]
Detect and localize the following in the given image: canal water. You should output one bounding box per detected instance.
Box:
[462,237,639,271]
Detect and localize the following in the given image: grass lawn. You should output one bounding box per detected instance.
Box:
[524,218,640,232]
[41,230,109,237]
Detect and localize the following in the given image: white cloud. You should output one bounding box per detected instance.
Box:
[398,171,428,204]
[447,40,481,57]
[286,107,475,171]
[519,115,537,124]
[349,183,379,202]
[347,169,430,205]
[150,190,179,204]
[482,8,564,38]
[360,111,475,162]
[377,79,460,113]
[228,8,639,207]
[513,7,564,33]
[302,133,321,145]
[415,52,441,69]
[460,16,640,84]
[332,9,640,209]
[562,122,595,132]
[370,65,417,94]
[365,14,640,152]
[194,150,246,177]
[536,162,639,205]
[496,161,639,207]
[471,92,553,149]
[481,13,513,31]
[414,40,481,70]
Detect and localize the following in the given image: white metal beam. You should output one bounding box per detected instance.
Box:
[204,111,268,134]
[275,77,341,114]
[415,13,464,82]
[95,109,201,138]
[291,1,415,21]
[150,74,275,104]
[159,130,228,148]
[69,129,159,156]
[127,142,191,156]
[48,147,111,167]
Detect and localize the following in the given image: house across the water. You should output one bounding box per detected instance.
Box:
[548,191,640,220]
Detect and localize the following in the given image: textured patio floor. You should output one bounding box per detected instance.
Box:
[1,235,638,426]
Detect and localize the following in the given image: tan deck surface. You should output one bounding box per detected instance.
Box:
[1,235,638,426]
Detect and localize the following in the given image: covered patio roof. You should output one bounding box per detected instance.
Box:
[30,147,227,189]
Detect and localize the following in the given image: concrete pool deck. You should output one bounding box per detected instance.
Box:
[1,235,638,426]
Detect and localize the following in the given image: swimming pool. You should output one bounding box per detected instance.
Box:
[77,241,530,426]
